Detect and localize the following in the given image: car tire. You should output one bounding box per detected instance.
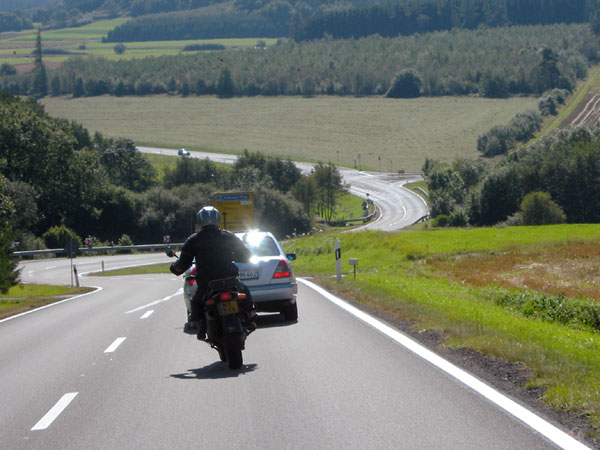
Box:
[282,302,298,321]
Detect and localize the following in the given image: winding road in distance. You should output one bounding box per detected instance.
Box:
[137,146,429,231]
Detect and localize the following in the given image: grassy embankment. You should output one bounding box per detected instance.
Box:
[0,284,93,319]
[285,225,600,431]
[0,18,277,69]
[42,95,537,173]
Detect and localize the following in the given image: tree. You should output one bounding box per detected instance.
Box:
[292,175,318,215]
[98,138,156,192]
[254,186,310,237]
[217,67,234,98]
[520,191,566,225]
[535,48,561,94]
[386,69,422,98]
[313,162,344,222]
[163,157,220,188]
[0,174,18,293]
[0,63,16,76]
[31,29,47,98]
[113,43,126,54]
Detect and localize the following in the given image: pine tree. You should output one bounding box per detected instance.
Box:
[32,29,47,98]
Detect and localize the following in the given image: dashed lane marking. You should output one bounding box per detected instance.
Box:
[140,310,154,319]
[104,337,126,353]
[31,392,78,431]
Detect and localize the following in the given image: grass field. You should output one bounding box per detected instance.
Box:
[0,19,277,69]
[285,225,600,434]
[41,95,537,172]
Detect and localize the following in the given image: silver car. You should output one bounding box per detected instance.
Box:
[182,230,298,322]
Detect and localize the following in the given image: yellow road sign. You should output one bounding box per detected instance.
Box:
[213,192,254,231]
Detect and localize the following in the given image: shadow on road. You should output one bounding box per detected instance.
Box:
[170,362,258,380]
[256,314,298,329]
[178,314,297,335]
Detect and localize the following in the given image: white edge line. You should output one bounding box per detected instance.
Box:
[0,287,103,324]
[125,288,183,314]
[31,392,78,431]
[140,310,154,319]
[298,278,590,450]
[104,337,126,353]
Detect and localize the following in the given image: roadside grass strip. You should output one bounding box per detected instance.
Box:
[300,278,590,450]
[0,287,101,323]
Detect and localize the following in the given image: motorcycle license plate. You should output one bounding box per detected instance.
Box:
[219,300,239,315]
[239,270,259,280]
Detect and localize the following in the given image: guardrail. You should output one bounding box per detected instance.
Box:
[339,208,378,224]
[12,243,184,258]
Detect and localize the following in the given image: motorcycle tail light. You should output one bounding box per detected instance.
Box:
[219,291,233,301]
[189,279,195,286]
[272,259,291,279]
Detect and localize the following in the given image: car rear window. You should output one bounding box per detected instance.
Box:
[239,233,280,257]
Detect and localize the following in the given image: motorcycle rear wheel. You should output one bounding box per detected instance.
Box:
[223,333,243,369]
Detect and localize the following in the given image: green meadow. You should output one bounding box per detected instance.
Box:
[42,95,537,172]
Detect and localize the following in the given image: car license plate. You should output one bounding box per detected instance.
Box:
[239,270,259,280]
[219,300,239,315]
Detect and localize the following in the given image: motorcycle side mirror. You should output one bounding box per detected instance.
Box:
[166,248,176,258]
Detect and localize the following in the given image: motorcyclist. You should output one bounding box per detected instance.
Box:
[169,206,257,340]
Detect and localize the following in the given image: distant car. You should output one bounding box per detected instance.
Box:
[182,230,298,322]
[178,148,190,156]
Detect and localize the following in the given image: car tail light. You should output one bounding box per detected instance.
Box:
[272,259,291,279]
[219,291,233,301]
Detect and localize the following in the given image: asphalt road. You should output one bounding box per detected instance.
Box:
[1,255,587,449]
[137,146,428,231]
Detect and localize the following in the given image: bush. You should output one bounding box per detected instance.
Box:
[538,95,557,116]
[113,43,126,55]
[386,69,422,98]
[520,191,566,225]
[432,214,450,227]
[116,233,134,253]
[477,126,515,157]
[449,210,468,227]
[42,225,81,250]
[0,63,16,76]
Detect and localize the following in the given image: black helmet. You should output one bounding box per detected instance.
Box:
[197,206,221,230]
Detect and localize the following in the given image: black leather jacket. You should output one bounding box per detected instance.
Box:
[170,228,251,282]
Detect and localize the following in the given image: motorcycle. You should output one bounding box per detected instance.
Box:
[167,248,249,370]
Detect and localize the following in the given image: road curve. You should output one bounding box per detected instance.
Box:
[138,146,428,231]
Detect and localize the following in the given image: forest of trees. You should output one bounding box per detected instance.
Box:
[103,9,289,41]
[424,125,600,227]
[292,0,597,41]
[2,23,595,100]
